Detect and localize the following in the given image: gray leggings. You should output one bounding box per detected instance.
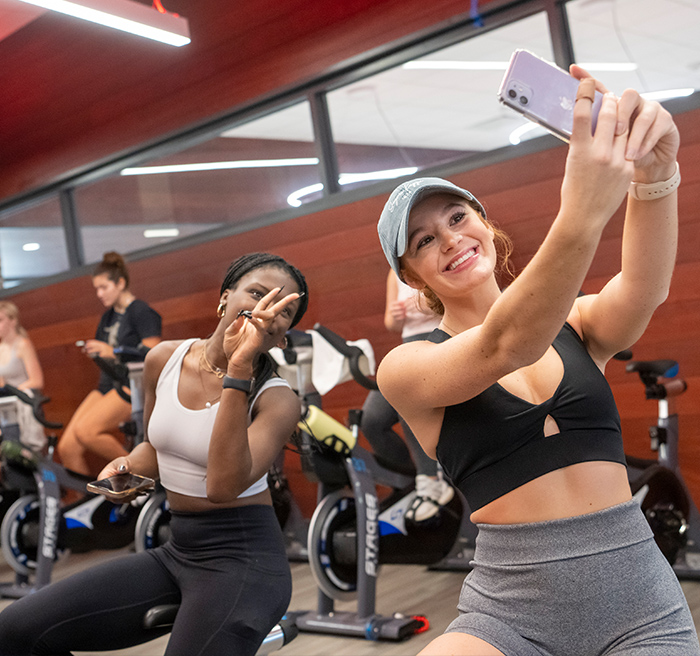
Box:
[447,499,700,655]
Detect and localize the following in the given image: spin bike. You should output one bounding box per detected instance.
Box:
[623,356,700,579]
[284,325,463,641]
[0,349,149,598]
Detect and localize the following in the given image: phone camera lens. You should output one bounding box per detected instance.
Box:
[508,89,517,99]
[519,96,529,106]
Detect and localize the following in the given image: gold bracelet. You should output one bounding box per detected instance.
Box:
[629,162,680,201]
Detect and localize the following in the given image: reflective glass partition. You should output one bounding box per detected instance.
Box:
[566,0,700,98]
[73,101,319,264]
[324,12,554,196]
[0,196,68,288]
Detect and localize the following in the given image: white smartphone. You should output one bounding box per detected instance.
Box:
[497,49,603,142]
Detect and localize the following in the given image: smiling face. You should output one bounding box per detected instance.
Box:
[400,193,497,300]
[220,265,302,351]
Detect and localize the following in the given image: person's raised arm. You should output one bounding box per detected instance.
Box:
[206,289,302,503]
[383,270,405,332]
[568,69,681,363]
[380,80,634,413]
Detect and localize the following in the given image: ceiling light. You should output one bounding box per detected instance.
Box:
[22,242,40,251]
[16,0,190,47]
[641,88,695,101]
[121,157,319,175]
[287,167,418,207]
[403,61,509,71]
[508,123,541,145]
[403,61,638,73]
[144,228,180,238]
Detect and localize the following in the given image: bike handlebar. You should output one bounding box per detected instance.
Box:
[113,346,148,362]
[90,348,147,403]
[626,358,687,400]
[0,385,63,430]
[312,324,378,391]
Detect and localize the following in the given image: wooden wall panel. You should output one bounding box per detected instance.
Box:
[10,104,700,518]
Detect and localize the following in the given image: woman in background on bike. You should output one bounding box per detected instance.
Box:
[57,251,161,477]
[0,252,309,656]
[376,69,698,655]
[0,300,46,450]
[361,270,453,522]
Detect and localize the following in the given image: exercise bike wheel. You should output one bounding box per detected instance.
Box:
[134,489,171,552]
[307,489,358,602]
[1,494,65,576]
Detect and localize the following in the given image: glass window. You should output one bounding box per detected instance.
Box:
[0,196,68,288]
[566,0,699,99]
[321,12,554,197]
[73,101,319,263]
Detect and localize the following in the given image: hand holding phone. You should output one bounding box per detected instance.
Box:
[498,49,603,142]
[87,473,155,501]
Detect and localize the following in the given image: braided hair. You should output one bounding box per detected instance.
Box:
[221,253,309,400]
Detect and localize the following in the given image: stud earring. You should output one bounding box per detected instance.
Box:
[217,302,226,318]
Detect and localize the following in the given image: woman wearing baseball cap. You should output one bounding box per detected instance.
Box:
[376,69,696,655]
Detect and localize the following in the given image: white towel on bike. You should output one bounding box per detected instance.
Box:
[17,390,47,451]
[309,331,375,396]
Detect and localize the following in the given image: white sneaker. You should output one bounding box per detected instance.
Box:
[405,474,454,523]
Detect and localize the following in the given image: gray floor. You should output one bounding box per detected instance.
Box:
[1,547,700,655]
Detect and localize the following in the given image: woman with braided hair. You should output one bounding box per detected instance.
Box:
[0,252,309,656]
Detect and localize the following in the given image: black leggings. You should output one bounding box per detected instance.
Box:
[0,504,292,656]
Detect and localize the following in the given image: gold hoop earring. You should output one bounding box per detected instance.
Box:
[216,302,226,318]
[282,336,289,349]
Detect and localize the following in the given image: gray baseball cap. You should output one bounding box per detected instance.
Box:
[377,177,486,279]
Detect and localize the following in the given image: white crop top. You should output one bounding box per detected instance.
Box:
[148,338,292,498]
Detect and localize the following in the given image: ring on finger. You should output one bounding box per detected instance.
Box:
[237,309,254,319]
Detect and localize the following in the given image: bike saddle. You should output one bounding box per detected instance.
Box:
[143,603,179,629]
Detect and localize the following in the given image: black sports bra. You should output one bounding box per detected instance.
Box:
[431,322,626,511]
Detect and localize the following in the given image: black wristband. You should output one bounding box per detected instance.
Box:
[222,375,252,394]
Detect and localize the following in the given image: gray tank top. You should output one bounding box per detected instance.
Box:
[0,342,29,387]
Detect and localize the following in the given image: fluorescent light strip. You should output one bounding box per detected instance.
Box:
[22,242,41,252]
[508,123,541,145]
[403,60,638,72]
[403,61,509,70]
[121,157,319,176]
[641,88,695,101]
[287,167,418,207]
[144,228,180,238]
[16,0,190,47]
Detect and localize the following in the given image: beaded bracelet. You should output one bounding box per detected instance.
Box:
[222,375,252,394]
[629,162,680,201]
